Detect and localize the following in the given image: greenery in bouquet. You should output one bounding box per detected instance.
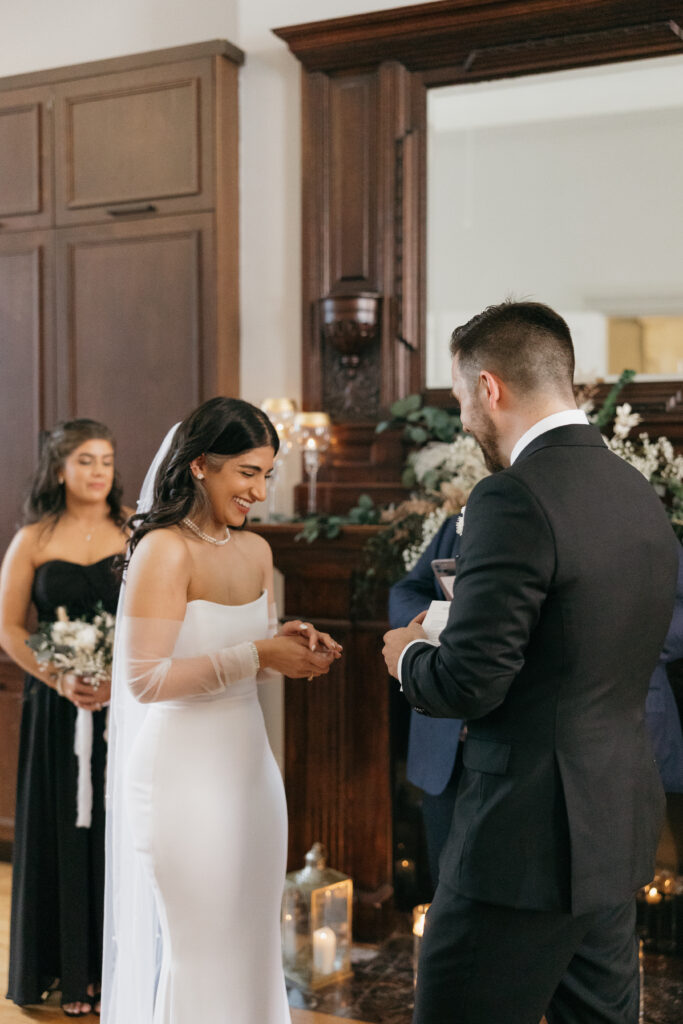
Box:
[26,602,116,686]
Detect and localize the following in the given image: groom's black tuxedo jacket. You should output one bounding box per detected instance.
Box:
[401,425,679,916]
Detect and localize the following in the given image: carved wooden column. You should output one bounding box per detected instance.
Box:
[253,524,394,941]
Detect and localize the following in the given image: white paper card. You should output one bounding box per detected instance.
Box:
[421,600,451,644]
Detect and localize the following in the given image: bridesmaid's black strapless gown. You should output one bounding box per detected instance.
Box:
[6,556,120,1006]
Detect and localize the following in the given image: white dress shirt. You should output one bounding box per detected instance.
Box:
[396,408,591,689]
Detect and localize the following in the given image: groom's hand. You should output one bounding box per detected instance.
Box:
[382,621,427,680]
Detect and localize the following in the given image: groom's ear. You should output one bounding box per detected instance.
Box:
[479,370,503,410]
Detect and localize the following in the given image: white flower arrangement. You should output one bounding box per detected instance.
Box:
[402,505,449,571]
[27,603,116,687]
[408,434,489,495]
[605,405,683,515]
[400,436,488,570]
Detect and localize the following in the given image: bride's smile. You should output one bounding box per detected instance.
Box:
[190,444,275,530]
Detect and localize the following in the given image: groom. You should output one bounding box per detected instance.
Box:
[382,300,680,1024]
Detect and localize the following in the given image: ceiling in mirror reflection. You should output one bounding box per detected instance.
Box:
[426,53,683,389]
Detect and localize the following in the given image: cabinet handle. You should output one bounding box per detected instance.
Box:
[107,204,158,217]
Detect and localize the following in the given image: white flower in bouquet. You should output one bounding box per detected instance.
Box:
[611,403,642,441]
[409,435,488,494]
[27,603,116,686]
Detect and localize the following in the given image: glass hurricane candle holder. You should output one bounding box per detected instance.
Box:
[281,841,353,991]
[294,412,331,515]
[260,398,298,521]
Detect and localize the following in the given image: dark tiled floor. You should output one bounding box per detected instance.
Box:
[287,930,683,1024]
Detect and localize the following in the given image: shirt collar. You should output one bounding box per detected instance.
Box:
[509,409,590,465]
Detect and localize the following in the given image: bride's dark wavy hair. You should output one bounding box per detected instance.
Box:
[126,397,279,561]
[23,418,125,530]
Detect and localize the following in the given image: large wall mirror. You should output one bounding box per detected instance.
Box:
[427,52,683,389]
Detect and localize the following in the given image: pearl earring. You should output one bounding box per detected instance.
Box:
[196,473,204,480]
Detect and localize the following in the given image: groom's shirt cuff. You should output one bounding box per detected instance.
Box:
[397,639,439,692]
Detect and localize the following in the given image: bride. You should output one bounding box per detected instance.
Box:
[102,397,341,1023]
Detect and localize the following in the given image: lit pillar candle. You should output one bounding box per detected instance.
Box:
[313,925,336,974]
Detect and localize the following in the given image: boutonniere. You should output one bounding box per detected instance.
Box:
[456,506,466,535]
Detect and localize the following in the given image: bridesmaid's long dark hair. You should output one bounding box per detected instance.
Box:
[24,419,125,529]
[126,397,279,561]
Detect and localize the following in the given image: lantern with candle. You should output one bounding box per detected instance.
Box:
[293,412,331,515]
[281,841,353,990]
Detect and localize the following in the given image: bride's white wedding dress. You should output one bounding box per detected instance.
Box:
[124,592,290,1023]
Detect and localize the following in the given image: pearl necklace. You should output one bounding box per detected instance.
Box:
[182,517,231,546]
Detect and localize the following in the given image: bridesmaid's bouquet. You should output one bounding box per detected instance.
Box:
[26,603,115,688]
[26,603,116,828]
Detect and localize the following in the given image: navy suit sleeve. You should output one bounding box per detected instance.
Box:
[660,544,683,664]
[388,517,461,628]
[401,473,555,720]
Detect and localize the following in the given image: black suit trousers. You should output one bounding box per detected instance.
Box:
[413,882,639,1024]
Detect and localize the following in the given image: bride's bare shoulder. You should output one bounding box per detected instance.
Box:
[240,529,273,564]
[129,526,192,573]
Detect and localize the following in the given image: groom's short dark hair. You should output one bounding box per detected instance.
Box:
[450,300,575,397]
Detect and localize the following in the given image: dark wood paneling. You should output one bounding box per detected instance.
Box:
[0,40,243,93]
[0,688,22,844]
[0,232,53,844]
[0,232,55,551]
[0,87,53,231]
[254,524,394,940]
[55,214,215,503]
[275,0,683,74]
[54,59,214,225]
[329,75,377,288]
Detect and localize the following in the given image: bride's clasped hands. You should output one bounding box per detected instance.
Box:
[259,619,342,679]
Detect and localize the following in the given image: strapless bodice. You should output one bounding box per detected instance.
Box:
[172,591,269,657]
[157,591,269,705]
[32,556,120,620]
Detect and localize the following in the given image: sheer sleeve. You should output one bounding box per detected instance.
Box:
[122,616,259,703]
[255,602,281,685]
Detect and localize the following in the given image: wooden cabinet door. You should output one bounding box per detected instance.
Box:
[55,213,217,504]
[0,86,53,231]
[0,231,56,556]
[54,59,214,226]
[0,230,54,844]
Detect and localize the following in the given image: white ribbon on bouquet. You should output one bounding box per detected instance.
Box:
[74,706,94,828]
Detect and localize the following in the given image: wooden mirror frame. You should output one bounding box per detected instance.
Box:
[276,0,683,453]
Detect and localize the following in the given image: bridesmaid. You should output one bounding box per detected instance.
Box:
[0,419,129,1016]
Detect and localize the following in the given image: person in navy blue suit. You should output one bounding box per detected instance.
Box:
[391,515,683,890]
[389,514,464,886]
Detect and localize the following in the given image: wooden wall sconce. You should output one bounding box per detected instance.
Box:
[319,292,381,379]
[318,292,383,421]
